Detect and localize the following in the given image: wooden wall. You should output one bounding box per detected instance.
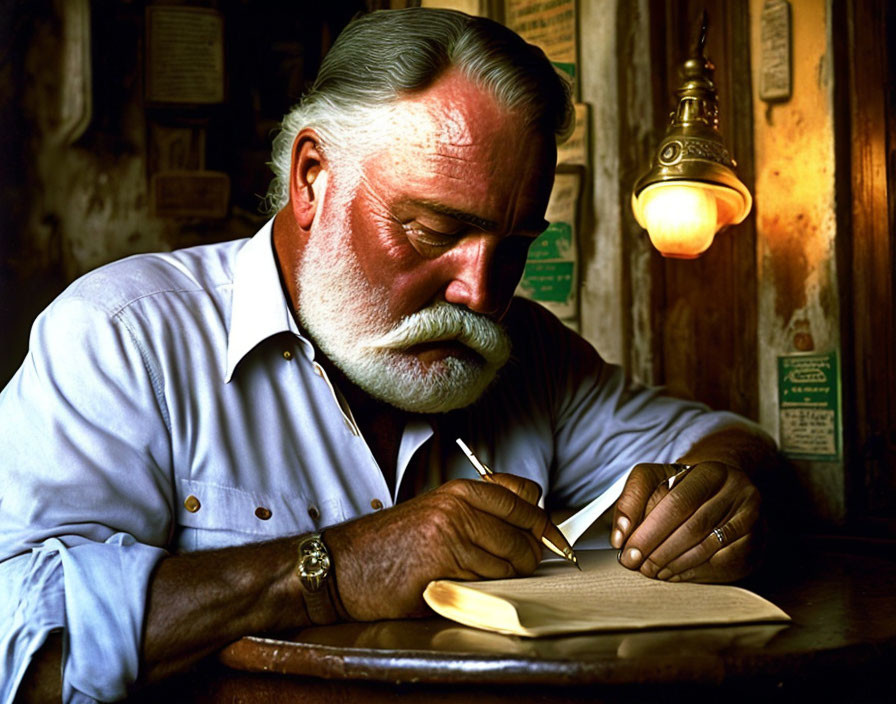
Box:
[581,0,894,529]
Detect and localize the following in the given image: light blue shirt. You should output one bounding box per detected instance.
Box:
[0,221,748,702]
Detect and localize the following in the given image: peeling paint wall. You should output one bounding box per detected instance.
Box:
[22,2,188,280]
[578,0,848,523]
[578,0,657,383]
[750,0,844,521]
[0,1,308,384]
[619,0,661,387]
[578,0,625,364]
[2,0,383,383]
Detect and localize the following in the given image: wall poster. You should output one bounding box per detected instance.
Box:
[777,351,841,461]
[516,167,581,322]
[504,0,577,81]
[145,6,225,104]
[557,102,589,167]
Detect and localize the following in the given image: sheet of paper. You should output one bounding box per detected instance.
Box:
[557,470,631,545]
[484,553,767,624]
[426,550,790,637]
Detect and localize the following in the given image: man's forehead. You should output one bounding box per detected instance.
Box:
[379,72,520,155]
[428,102,478,148]
[352,70,555,227]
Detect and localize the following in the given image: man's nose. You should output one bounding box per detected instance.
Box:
[441,238,504,317]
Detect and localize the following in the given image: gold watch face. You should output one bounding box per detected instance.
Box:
[299,537,330,586]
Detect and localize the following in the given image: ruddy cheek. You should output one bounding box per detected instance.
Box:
[389,265,450,313]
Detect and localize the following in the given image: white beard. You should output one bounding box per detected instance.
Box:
[295,175,511,413]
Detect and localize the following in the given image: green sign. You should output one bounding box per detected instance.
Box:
[777,352,841,460]
[552,61,576,79]
[527,222,572,260]
[519,261,574,303]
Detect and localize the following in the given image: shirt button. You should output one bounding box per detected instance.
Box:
[370,498,383,510]
[255,506,272,520]
[184,495,201,513]
[282,350,293,361]
[308,506,320,520]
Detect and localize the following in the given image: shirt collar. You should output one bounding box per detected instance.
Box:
[224,219,302,383]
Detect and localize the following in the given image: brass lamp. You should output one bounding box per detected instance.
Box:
[631,12,752,259]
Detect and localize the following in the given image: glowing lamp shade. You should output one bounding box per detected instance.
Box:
[631,12,753,259]
[631,180,750,259]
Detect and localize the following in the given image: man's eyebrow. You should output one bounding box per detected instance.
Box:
[413,201,498,231]
[411,200,549,234]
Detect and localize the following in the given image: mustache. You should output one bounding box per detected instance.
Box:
[365,302,511,365]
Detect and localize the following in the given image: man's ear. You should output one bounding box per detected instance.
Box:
[288,129,327,230]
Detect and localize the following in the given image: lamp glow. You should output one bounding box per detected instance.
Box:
[640,183,717,259]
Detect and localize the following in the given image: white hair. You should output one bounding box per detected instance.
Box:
[264,7,573,214]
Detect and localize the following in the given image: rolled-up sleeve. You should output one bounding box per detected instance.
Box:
[1,538,165,703]
[0,293,173,703]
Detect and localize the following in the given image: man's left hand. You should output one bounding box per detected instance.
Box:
[610,461,763,583]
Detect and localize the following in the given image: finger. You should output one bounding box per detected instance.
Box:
[666,532,757,583]
[649,473,761,579]
[611,462,694,549]
[618,465,727,570]
[462,510,542,575]
[611,464,667,548]
[486,473,543,506]
[654,525,732,580]
[641,463,696,517]
[474,475,573,559]
[441,479,547,536]
[447,543,518,581]
[436,480,545,570]
[655,506,759,580]
[635,498,732,578]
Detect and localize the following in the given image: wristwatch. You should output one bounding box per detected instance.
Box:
[297,533,339,624]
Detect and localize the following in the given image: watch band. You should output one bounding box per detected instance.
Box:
[296,532,341,625]
[303,584,339,625]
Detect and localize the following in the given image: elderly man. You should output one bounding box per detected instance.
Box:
[0,8,775,703]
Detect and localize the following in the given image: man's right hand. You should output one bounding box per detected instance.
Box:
[325,475,551,621]
[15,475,555,696]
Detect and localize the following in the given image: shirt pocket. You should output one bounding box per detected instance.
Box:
[174,478,316,551]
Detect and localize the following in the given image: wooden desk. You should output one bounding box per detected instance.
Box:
[135,544,896,703]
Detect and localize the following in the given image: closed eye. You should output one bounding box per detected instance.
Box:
[403,222,466,257]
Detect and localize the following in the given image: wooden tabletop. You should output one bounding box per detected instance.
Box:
[134,541,896,703]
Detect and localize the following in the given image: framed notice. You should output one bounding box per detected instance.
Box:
[148,124,206,174]
[152,171,230,219]
[504,0,577,83]
[557,103,589,167]
[146,6,225,104]
[777,352,841,461]
[419,0,492,16]
[516,167,582,321]
[759,0,792,102]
